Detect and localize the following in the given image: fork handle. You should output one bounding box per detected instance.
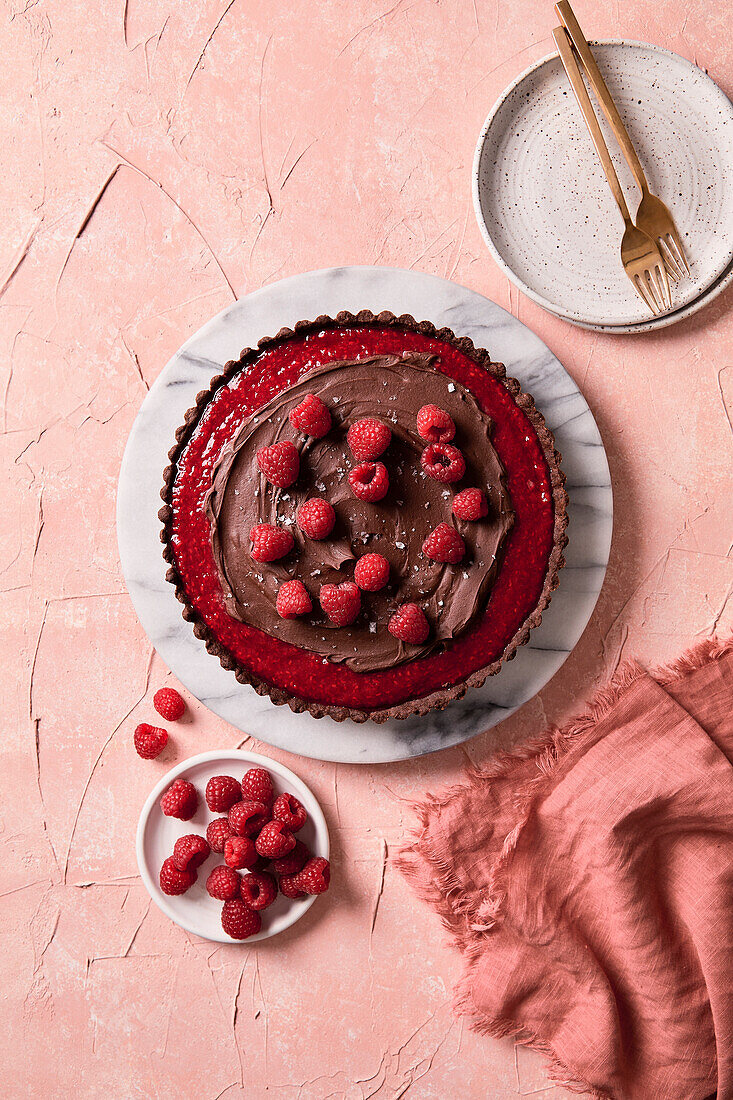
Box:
[552,27,632,223]
[555,0,649,195]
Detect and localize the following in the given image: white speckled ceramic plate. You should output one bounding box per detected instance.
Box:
[473,41,733,329]
[136,750,329,943]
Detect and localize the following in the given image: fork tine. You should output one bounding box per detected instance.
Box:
[653,261,672,311]
[643,268,664,314]
[658,237,683,281]
[666,230,690,276]
[632,273,659,315]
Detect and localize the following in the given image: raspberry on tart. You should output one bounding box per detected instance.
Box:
[296,498,335,540]
[250,523,294,562]
[354,553,390,592]
[421,443,466,484]
[256,441,300,488]
[320,582,360,626]
[422,523,466,565]
[161,311,568,723]
[453,487,489,521]
[348,461,389,502]
[347,417,391,460]
[289,393,332,438]
[417,404,455,444]
[388,603,430,645]
[276,579,312,619]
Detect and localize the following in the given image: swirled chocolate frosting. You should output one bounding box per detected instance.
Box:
[206,352,514,672]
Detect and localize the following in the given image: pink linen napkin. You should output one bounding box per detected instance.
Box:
[398,637,733,1100]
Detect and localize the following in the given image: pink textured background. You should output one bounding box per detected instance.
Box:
[2,0,732,1096]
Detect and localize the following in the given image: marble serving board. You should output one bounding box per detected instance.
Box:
[117,266,613,763]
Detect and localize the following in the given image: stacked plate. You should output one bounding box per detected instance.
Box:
[473,41,733,332]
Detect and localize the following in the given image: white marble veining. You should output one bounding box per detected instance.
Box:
[117,266,613,763]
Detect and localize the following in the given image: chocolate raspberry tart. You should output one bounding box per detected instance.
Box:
[159,311,568,723]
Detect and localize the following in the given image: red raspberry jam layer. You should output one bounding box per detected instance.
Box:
[169,325,555,712]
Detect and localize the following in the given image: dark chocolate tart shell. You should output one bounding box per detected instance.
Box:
[159,310,569,724]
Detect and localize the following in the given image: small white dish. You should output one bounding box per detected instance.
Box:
[136,750,329,943]
[473,40,733,329]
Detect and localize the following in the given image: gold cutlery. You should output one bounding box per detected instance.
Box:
[553,25,672,315]
[556,0,690,281]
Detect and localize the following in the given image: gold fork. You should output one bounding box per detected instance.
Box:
[556,0,690,280]
[553,26,671,315]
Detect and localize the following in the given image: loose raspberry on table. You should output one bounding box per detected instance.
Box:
[291,856,331,895]
[348,461,389,502]
[289,393,332,439]
[221,898,262,939]
[388,603,430,645]
[354,552,390,591]
[249,523,294,563]
[347,417,391,461]
[228,800,269,838]
[205,774,242,813]
[224,835,259,870]
[159,856,197,896]
[134,723,168,760]
[241,768,274,806]
[453,487,488,521]
[256,441,300,488]
[255,820,296,859]
[422,522,466,564]
[160,778,198,820]
[153,687,185,722]
[206,864,241,901]
[276,579,312,619]
[320,581,361,626]
[278,873,306,899]
[239,871,278,911]
[296,498,336,540]
[272,792,308,832]
[172,833,211,872]
[421,443,466,484]
[272,839,310,875]
[206,817,232,853]
[417,404,456,444]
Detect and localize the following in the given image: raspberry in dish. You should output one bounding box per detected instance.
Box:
[241,767,274,806]
[160,312,568,722]
[172,833,210,871]
[228,800,268,838]
[221,898,261,939]
[205,775,241,813]
[160,779,197,820]
[206,864,240,901]
[159,857,197,895]
[272,792,308,832]
[206,817,231,853]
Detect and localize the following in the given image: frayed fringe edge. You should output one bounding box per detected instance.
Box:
[395,633,733,1092]
[453,977,612,1099]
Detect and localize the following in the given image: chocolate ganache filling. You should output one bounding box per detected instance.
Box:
[206,352,514,673]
